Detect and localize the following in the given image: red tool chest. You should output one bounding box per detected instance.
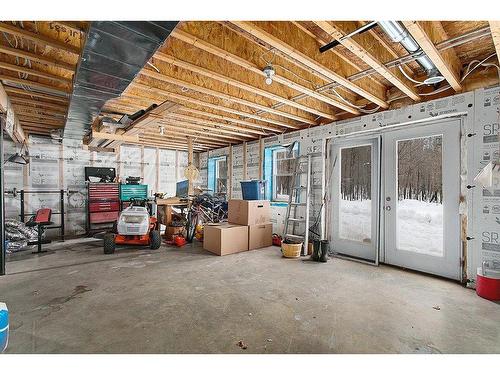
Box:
[87,183,120,233]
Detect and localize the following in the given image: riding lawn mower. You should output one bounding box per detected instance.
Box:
[103,198,161,254]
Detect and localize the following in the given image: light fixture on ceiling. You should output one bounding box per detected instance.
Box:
[159,126,165,136]
[263,64,275,85]
[423,69,446,85]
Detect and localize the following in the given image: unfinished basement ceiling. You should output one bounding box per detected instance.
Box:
[0,20,499,151]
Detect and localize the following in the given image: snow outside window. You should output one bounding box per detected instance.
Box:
[272,147,298,202]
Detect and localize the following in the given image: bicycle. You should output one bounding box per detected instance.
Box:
[185,193,228,242]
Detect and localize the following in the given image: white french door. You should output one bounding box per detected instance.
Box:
[330,118,462,280]
[383,119,461,280]
[331,137,380,261]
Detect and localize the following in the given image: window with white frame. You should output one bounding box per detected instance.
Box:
[272,147,298,202]
[214,157,227,195]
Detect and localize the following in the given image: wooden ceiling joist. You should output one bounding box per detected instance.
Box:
[176,107,269,136]
[154,52,337,120]
[229,21,389,109]
[0,22,80,55]
[136,139,207,151]
[166,112,257,137]
[157,119,251,142]
[19,120,63,129]
[145,127,235,146]
[140,133,226,147]
[402,21,462,92]
[0,44,75,72]
[117,93,272,136]
[10,98,67,112]
[140,69,313,126]
[4,86,68,103]
[17,115,64,126]
[0,75,70,95]
[171,29,359,115]
[490,21,500,63]
[0,61,72,85]
[129,83,296,131]
[13,106,66,118]
[313,21,420,101]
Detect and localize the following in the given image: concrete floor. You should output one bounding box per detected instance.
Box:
[1,238,499,354]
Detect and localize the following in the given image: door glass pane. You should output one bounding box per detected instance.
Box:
[397,135,443,256]
[339,145,372,243]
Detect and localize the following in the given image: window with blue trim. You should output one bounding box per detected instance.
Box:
[264,143,299,202]
[208,156,228,196]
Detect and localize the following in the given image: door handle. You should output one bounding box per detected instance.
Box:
[385,205,391,211]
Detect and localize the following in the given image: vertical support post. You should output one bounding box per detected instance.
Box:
[140,145,145,182]
[0,120,5,275]
[258,137,264,180]
[228,144,233,199]
[115,145,121,182]
[242,141,247,180]
[60,189,65,241]
[187,137,194,196]
[155,147,160,193]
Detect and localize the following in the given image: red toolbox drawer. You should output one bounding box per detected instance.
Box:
[89,201,120,212]
[90,211,119,224]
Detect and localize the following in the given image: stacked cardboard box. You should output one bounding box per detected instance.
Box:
[203,200,272,256]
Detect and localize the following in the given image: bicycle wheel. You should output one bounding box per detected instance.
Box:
[186,210,198,243]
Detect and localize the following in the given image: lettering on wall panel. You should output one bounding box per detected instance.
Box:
[474,86,500,267]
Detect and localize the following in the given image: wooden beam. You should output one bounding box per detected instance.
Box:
[140,133,224,147]
[124,138,207,151]
[92,131,140,143]
[158,120,250,142]
[17,115,64,126]
[123,101,179,137]
[154,52,336,120]
[171,29,359,114]
[402,21,462,92]
[4,87,68,103]
[176,107,269,136]
[0,44,76,72]
[313,21,420,101]
[54,21,86,34]
[0,22,80,55]
[165,112,257,138]
[19,120,63,129]
[129,83,295,131]
[0,61,72,85]
[140,69,312,126]
[13,106,66,118]
[490,21,500,64]
[10,98,67,112]
[230,21,389,108]
[116,94,271,136]
[0,75,70,95]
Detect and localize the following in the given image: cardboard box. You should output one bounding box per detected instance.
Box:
[228,200,270,226]
[164,225,185,241]
[248,223,273,250]
[203,224,248,256]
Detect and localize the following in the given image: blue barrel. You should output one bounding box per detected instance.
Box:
[240,180,266,200]
[0,302,8,353]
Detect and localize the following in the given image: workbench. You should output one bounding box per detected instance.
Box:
[156,198,188,226]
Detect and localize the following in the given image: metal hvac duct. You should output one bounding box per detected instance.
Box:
[63,21,178,140]
[378,21,445,85]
